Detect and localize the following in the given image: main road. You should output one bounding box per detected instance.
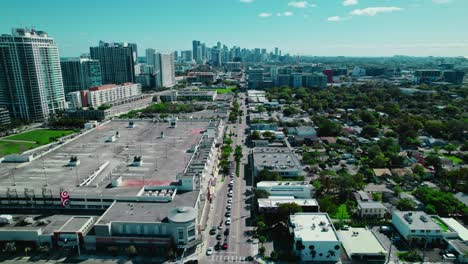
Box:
[200,93,257,263]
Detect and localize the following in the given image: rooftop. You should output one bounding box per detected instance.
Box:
[357,200,387,210]
[393,211,442,231]
[97,190,199,224]
[258,197,318,208]
[252,147,302,172]
[257,181,311,187]
[0,120,210,198]
[290,213,339,242]
[337,227,387,256]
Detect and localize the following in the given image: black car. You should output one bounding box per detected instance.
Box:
[225,211,231,217]
[215,241,221,251]
[224,228,230,236]
[216,234,222,240]
[209,227,216,235]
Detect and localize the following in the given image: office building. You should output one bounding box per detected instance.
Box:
[211,48,222,66]
[289,213,341,262]
[154,53,175,88]
[337,227,387,262]
[0,108,11,125]
[0,28,66,121]
[87,83,141,108]
[159,90,217,102]
[60,58,102,94]
[145,48,156,71]
[258,196,319,213]
[247,68,264,89]
[192,40,202,64]
[443,70,465,84]
[256,181,313,198]
[90,41,136,85]
[182,50,193,63]
[392,211,454,245]
[354,191,387,219]
[251,147,303,178]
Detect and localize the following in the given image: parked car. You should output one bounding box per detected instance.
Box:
[226,218,231,225]
[228,198,232,204]
[206,247,213,256]
[215,241,221,251]
[225,211,231,217]
[226,204,231,210]
[209,226,216,235]
[228,192,232,197]
[224,228,230,236]
[216,234,222,240]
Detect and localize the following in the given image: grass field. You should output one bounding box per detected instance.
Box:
[332,204,351,219]
[0,129,76,157]
[216,87,235,94]
[443,155,463,165]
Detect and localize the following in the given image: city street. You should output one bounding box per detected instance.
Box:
[200,93,257,263]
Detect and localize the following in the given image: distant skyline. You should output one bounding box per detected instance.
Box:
[1,0,467,57]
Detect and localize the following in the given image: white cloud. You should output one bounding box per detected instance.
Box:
[258,12,272,18]
[327,16,350,22]
[240,0,254,3]
[328,16,343,22]
[432,0,452,4]
[343,0,358,6]
[350,6,402,16]
[288,1,316,8]
[276,11,294,17]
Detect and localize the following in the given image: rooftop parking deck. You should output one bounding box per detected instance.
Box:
[0,120,210,199]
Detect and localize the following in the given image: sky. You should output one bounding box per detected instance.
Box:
[1,0,467,57]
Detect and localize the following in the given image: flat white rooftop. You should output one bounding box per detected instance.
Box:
[337,227,387,257]
[257,181,310,187]
[258,197,318,208]
[290,213,339,242]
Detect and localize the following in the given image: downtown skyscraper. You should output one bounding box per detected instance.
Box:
[154,53,175,88]
[0,28,66,121]
[60,58,102,94]
[90,41,137,85]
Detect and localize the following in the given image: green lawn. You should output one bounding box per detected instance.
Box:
[443,155,463,165]
[216,87,234,94]
[0,129,76,157]
[0,141,37,157]
[431,217,450,232]
[332,204,351,219]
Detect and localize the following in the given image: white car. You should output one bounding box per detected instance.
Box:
[228,198,232,204]
[206,247,213,256]
[228,192,233,197]
[225,218,231,225]
[226,204,231,210]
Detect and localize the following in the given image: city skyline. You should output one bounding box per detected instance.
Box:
[1,0,467,57]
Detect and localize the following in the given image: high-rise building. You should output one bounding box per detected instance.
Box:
[0,28,66,121]
[182,50,193,63]
[211,48,222,66]
[247,68,264,89]
[60,58,102,94]
[90,41,136,85]
[154,53,175,88]
[192,40,201,63]
[145,48,156,70]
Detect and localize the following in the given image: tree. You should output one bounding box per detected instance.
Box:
[250,130,261,140]
[315,117,342,137]
[259,246,266,256]
[318,195,338,215]
[413,164,426,179]
[394,186,403,198]
[361,125,379,138]
[443,144,457,155]
[397,198,416,211]
[278,203,303,222]
[126,245,137,257]
[256,170,281,182]
[255,189,270,198]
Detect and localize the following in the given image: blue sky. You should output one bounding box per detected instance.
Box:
[1,0,467,57]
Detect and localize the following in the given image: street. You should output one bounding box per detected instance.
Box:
[200,93,257,263]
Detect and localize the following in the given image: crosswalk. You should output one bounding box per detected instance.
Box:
[209,255,252,262]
